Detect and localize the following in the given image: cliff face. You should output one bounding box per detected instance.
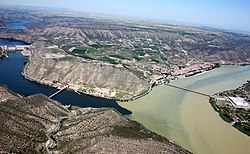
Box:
[24,47,149,100]
[0,86,190,154]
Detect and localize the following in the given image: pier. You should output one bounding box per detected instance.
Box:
[166,83,211,97]
[49,85,68,99]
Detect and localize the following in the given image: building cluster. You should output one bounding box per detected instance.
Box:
[151,62,216,81]
[151,65,170,74]
[170,63,215,77]
[226,97,250,108]
[52,82,69,90]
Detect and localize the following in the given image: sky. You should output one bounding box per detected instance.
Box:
[1,0,250,32]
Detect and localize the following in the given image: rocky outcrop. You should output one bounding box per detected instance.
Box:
[23,46,150,100]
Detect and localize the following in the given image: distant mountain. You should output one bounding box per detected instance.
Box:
[1,6,250,99]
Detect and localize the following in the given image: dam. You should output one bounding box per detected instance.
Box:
[0,45,30,51]
[0,38,31,58]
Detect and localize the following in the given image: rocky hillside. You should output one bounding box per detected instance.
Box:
[0,87,190,153]
[0,93,69,153]
[0,86,19,101]
[1,8,250,65]
[23,45,149,100]
[1,7,250,99]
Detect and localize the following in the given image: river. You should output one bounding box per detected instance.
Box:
[0,20,131,114]
[4,19,30,30]
[2,20,250,153]
[119,65,250,154]
[0,46,131,115]
[0,38,29,46]
[0,21,130,115]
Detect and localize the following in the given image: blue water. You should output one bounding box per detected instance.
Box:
[5,19,30,30]
[0,38,28,46]
[0,40,131,115]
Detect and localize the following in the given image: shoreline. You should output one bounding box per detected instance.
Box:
[209,83,250,136]
[209,97,250,136]
[11,43,244,103]
[21,57,222,102]
[1,38,247,103]
[22,60,218,102]
[120,65,250,154]
[21,70,153,102]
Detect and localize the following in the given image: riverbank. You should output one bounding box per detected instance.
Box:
[0,38,224,103]
[22,62,219,102]
[22,48,219,102]
[21,46,150,102]
[209,82,250,136]
[0,52,132,115]
[119,65,250,154]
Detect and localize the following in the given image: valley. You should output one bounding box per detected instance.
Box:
[1,7,250,99]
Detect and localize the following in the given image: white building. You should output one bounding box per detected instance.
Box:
[227,97,249,108]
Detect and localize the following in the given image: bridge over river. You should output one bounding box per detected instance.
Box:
[49,85,68,99]
[166,83,211,97]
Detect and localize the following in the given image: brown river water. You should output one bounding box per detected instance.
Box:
[119,65,250,154]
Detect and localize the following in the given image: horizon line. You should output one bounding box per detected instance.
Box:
[1,3,250,35]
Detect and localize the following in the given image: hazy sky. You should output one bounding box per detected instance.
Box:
[1,0,250,32]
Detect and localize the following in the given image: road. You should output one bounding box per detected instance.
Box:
[45,116,69,154]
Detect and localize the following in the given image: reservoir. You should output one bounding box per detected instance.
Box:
[1,37,250,153]
[0,48,131,115]
[0,38,29,46]
[2,17,249,154]
[119,65,250,154]
[4,19,30,30]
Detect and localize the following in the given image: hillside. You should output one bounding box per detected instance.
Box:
[1,7,250,99]
[0,86,190,153]
[23,45,150,100]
